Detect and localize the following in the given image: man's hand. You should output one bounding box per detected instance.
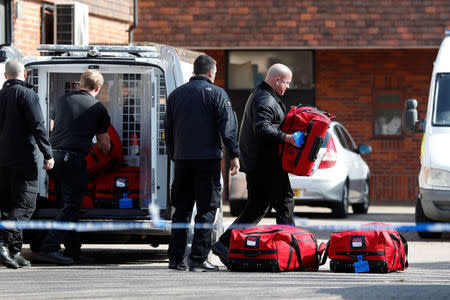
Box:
[96,132,111,154]
[43,158,55,170]
[230,157,240,176]
[285,134,298,147]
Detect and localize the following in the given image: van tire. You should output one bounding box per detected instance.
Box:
[416,197,442,239]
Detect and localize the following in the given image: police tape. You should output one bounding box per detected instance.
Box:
[0,218,449,233]
[0,202,449,233]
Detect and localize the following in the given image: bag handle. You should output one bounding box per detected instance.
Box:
[319,241,330,266]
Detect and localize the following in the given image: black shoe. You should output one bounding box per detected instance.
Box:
[0,243,19,269]
[211,241,229,266]
[168,260,187,271]
[37,251,74,265]
[11,252,31,267]
[189,260,219,272]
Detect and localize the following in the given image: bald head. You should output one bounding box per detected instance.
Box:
[265,63,292,96]
[5,59,26,80]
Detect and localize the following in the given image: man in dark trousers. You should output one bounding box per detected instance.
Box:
[212,63,298,263]
[37,70,111,265]
[0,59,54,269]
[165,54,240,272]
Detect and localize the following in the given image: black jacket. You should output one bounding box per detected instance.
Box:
[164,76,239,160]
[0,79,53,166]
[239,81,287,172]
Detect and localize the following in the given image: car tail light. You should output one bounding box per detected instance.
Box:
[318,136,337,169]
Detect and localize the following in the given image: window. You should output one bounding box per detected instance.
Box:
[373,91,403,137]
[227,50,315,124]
[42,5,54,44]
[433,73,450,126]
[335,125,356,151]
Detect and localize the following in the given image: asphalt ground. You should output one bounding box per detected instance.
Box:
[0,204,448,299]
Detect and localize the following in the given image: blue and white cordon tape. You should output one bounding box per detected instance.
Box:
[0,202,449,233]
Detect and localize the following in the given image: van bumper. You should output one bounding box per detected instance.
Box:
[419,188,450,221]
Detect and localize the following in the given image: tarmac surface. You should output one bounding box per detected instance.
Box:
[0,204,448,299]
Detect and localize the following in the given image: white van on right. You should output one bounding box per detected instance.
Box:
[403,29,450,238]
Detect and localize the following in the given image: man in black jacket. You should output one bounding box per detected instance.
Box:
[165,54,240,272]
[212,63,298,262]
[0,59,54,269]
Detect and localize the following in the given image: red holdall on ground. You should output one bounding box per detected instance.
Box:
[279,105,333,176]
[226,224,326,272]
[324,222,408,273]
[86,124,124,178]
[94,166,141,209]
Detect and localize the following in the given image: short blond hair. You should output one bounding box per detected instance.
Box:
[80,70,104,90]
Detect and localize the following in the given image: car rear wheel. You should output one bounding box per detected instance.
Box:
[332,183,349,218]
[352,180,370,214]
[415,197,442,239]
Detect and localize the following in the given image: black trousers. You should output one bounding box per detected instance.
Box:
[168,159,222,263]
[0,165,38,254]
[219,168,295,247]
[40,150,87,256]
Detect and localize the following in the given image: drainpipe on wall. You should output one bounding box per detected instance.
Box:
[128,0,138,44]
[40,4,53,44]
[6,0,13,45]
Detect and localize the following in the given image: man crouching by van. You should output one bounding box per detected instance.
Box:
[0,59,54,269]
[37,70,111,265]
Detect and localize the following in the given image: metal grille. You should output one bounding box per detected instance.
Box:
[121,74,142,157]
[64,81,80,94]
[26,68,38,93]
[55,5,74,44]
[157,74,167,155]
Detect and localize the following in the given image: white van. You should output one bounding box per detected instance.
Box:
[0,44,223,248]
[403,29,450,238]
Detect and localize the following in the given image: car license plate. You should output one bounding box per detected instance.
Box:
[293,189,304,198]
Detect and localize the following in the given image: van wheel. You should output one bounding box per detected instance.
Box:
[352,180,370,214]
[416,197,442,239]
[332,183,349,218]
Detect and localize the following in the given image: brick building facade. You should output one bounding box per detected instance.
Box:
[2,0,135,56]
[134,0,449,203]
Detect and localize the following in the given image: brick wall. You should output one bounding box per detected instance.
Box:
[316,49,436,203]
[135,0,450,48]
[12,0,132,56]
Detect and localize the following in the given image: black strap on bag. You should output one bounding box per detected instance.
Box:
[399,233,409,268]
[319,241,330,266]
[290,234,304,270]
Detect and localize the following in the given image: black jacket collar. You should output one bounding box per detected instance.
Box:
[258,81,287,112]
[189,76,213,84]
[258,81,282,103]
[3,79,34,90]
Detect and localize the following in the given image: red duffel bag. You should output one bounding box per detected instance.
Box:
[279,105,333,176]
[94,166,141,209]
[324,222,408,273]
[226,224,326,272]
[86,124,124,178]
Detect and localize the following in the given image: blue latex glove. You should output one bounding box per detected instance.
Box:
[292,131,305,147]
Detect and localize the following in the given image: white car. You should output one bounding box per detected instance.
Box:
[229,121,372,218]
